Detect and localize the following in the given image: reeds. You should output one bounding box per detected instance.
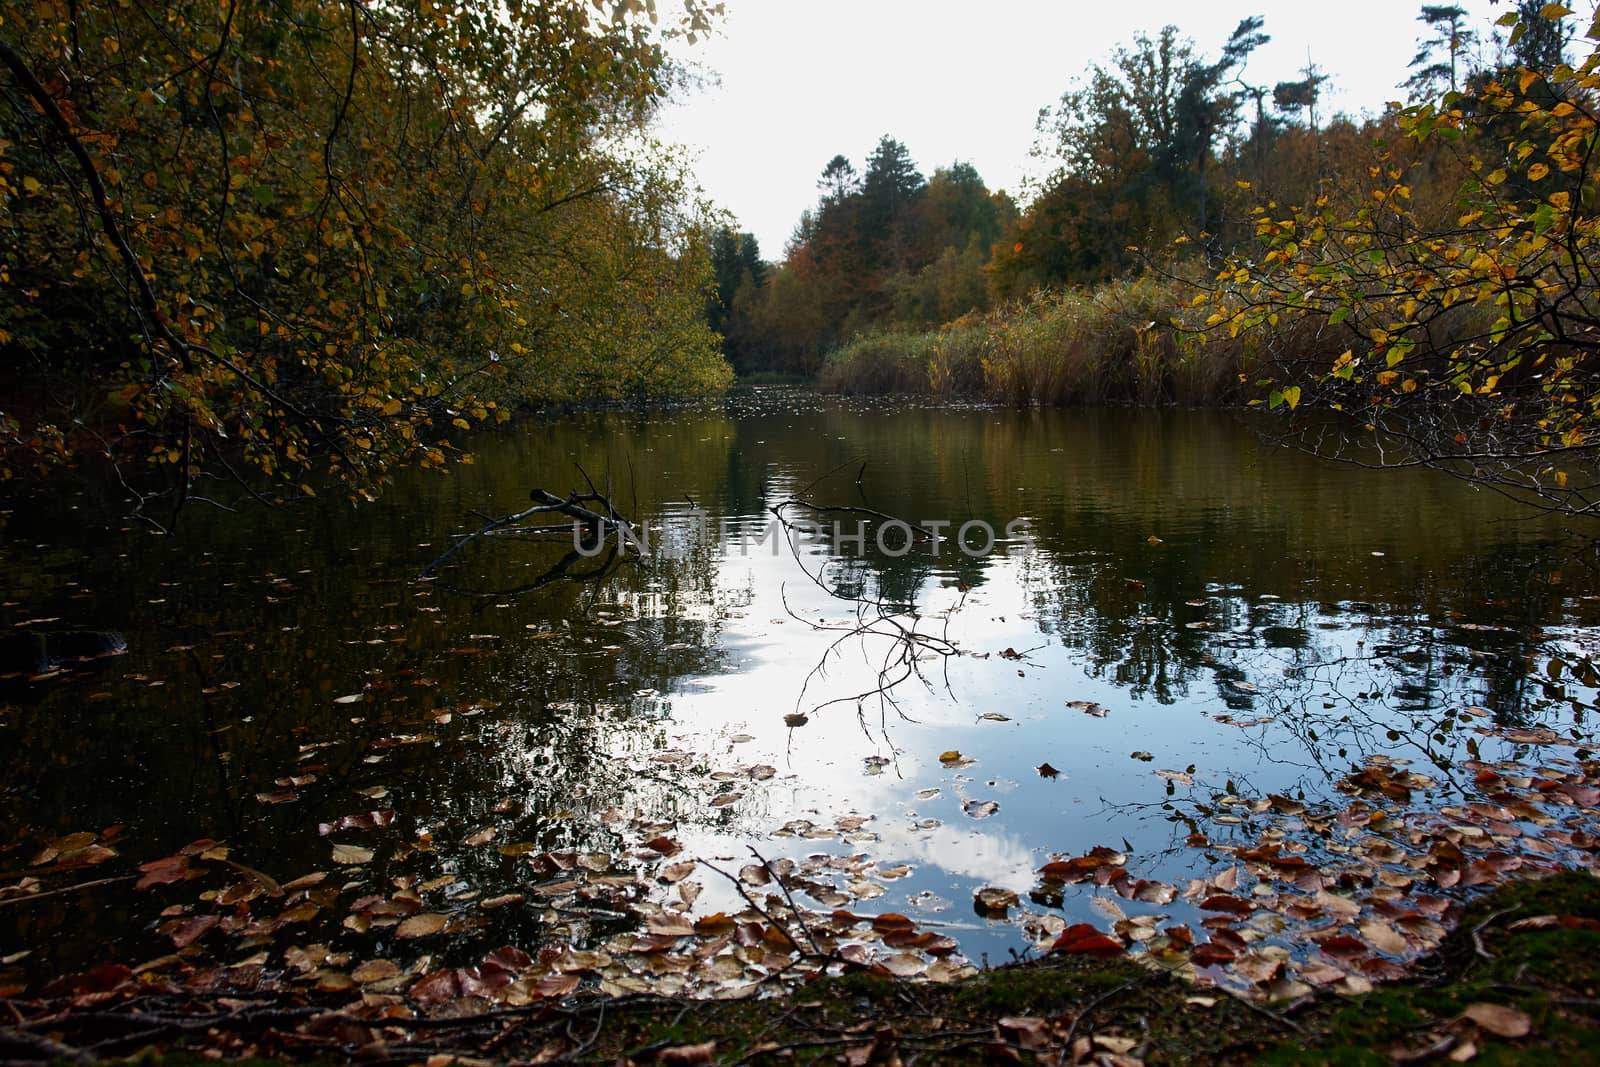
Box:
[818,277,1273,405]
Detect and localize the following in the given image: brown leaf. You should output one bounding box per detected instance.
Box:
[396,913,448,939]
[135,855,190,891]
[974,887,1019,916]
[1359,919,1409,956]
[656,1041,716,1066]
[997,1016,1051,1051]
[646,914,696,938]
[164,914,219,949]
[1051,923,1124,955]
[1462,1003,1531,1039]
[351,959,402,984]
[331,843,374,865]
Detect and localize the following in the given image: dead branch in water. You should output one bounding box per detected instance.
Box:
[768,492,966,744]
[421,475,641,582]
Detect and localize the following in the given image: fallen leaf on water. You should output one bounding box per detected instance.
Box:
[396,913,448,939]
[1154,768,1193,784]
[979,713,1011,722]
[463,826,496,846]
[783,714,808,727]
[1358,919,1409,956]
[962,799,999,819]
[351,959,401,984]
[333,693,363,704]
[974,887,1020,915]
[1037,762,1060,778]
[164,915,219,949]
[135,855,190,890]
[330,843,373,866]
[1067,700,1108,717]
[647,914,696,937]
[1051,923,1124,955]
[939,750,975,768]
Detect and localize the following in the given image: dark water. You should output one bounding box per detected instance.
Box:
[3,390,1598,979]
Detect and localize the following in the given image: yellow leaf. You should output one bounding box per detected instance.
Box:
[1556,470,1569,488]
[451,417,470,430]
[1528,162,1551,181]
[1283,385,1301,410]
[21,175,38,194]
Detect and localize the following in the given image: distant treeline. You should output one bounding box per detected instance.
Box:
[710,2,1571,385]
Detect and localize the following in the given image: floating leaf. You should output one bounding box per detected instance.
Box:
[1051,923,1124,955]
[396,913,448,939]
[974,887,1019,916]
[331,843,373,866]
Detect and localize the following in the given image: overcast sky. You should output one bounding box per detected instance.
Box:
[652,1,1500,256]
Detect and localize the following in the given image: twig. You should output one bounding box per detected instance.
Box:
[0,875,136,908]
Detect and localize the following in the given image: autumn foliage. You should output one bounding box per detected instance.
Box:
[0,0,729,505]
[1204,5,1600,512]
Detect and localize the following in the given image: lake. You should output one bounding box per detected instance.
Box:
[4,389,1598,999]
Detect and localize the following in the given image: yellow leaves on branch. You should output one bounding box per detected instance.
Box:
[0,0,729,498]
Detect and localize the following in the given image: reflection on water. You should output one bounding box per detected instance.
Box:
[3,390,1598,975]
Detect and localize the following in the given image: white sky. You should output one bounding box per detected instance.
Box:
[653,0,1500,256]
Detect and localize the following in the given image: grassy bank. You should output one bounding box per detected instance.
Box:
[15,872,1599,1064]
[818,277,1316,406]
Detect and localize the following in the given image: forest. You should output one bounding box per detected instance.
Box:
[6,4,1600,1064]
[0,0,731,511]
[706,3,1600,517]
[0,1,1595,517]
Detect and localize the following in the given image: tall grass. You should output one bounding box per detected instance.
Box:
[818,276,1293,406]
[817,331,939,395]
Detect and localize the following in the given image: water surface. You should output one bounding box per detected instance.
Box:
[3,390,1596,984]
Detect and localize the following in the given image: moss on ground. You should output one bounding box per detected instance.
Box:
[52,873,1600,1064]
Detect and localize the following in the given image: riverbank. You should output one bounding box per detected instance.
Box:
[4,871,1596,1064]
[815,277,1298,406]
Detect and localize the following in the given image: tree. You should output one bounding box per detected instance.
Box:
[0,0,729,517]
[706,227,766,373]
[1012,23,1261,287]
[1509,0,1569,71]
[1405,5,1476,100]
[819,155,860,204]
[1203,5,1600,516]
[860,135,927,271]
